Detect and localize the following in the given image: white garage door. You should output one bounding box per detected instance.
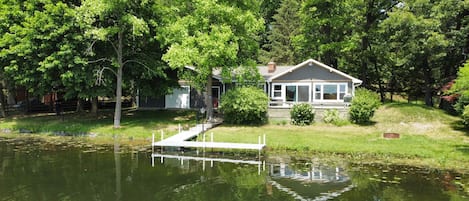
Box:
[165,86,190,109]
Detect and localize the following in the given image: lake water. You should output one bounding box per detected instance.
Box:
[0,137,467,201]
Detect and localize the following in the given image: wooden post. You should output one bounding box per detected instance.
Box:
[160,130,164,154]
[152,132,155,153]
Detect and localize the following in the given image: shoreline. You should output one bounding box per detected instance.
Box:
[2,132,468,174]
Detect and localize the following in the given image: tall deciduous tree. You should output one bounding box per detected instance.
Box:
[78,0,168,128]
[380,0,449,106]
[1,0,91,112]
[161,0,263,121]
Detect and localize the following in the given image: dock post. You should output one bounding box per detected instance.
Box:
[203,133,206,150]
[152,132,155,153]
[160,130,164,153]
[263,134,266,145]
[178,124,181,133]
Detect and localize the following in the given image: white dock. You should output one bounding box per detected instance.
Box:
[151,154,262,165]
[152,122,266,151]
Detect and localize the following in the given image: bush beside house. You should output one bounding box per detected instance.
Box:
[349,88,381,124]
[290,103,315,126]
[220,87,268,125]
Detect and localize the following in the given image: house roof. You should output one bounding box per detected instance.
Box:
[257,65,296,80]
[185,59,362,84]
[265,59,363,84]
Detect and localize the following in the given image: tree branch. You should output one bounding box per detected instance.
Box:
[122,59,157,74]
[94,66,118,86]
[85,40,97,55]
[88,58,112,64]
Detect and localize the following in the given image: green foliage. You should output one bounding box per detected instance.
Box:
[220,87,268,125]
[451,61,469,97]
[323,109,349,126]
[258,0,301,65]
[349,88,381,124]
[461,105,469,127]
[453,95,469,115]
[290,103,315,126]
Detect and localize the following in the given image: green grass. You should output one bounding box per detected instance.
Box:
[209,103,469,172]
[0,103,468,172]
[0,109,197,141]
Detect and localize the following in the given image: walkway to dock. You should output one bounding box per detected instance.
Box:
[152,122,266,151]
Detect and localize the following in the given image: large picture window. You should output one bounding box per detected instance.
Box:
[271,84,311,103]
[313,83,348,101]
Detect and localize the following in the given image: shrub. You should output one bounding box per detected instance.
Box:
[290,103,315,126]
[461,105,469,127]
[349,88,381,124]
[323,109,349,126]
[323,109,339,124]
[220,86,268,125]
[454,95,469,114]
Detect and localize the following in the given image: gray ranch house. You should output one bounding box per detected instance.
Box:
[137,59,362,116]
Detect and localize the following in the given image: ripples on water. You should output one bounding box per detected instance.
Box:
[0,137,467,201]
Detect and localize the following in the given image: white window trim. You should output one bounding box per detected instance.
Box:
[271,83,311,103]
[272,84,283,100]
[313,83,348,102]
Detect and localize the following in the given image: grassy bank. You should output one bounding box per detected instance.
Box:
[0,103,468,172]
[209,103,469,172]
[0,109,196,143]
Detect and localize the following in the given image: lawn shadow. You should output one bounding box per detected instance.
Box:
[449,120,469,137]
[384,102,435,110]
[353,121,377,127]
[454,144,469,155]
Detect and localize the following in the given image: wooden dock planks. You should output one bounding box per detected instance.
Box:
[152,122,265,151]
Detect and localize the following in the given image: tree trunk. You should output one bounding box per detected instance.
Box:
[373,57,385,102]
[423,58,434,107]
[114,31,123,128]
[91,97,98,115]
[0,82,6,117]
[76,99,84,113]
[205,74,213,121]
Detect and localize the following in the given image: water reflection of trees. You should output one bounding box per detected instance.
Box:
[0,139,467,201]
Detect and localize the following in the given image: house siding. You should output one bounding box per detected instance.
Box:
[274,63,351,82]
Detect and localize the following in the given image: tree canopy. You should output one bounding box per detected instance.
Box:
[0,0,468,125]
[161,0,264,120]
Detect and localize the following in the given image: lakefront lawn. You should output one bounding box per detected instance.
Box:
[0,103,468,172]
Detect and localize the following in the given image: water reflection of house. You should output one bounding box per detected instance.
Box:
[269,163,349,183]
[151,153,354,200]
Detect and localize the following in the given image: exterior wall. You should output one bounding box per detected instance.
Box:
[268,107,349,121]
[139,96,165,108]
[275,63,351,82]
[269,63,354,107]
[139,79,225,109]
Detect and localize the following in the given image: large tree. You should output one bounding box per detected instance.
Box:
[380,0,449,106]
[161,0,264,121]
[0,0,92,112]
[259,0,301,65]
[296,0,354,68]
[78,0,168,128]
